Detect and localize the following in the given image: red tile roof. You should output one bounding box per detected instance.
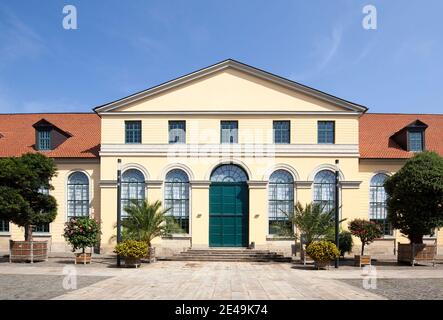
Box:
[0,113,100,158]
[360,113,443,159]
[1,112,442,160]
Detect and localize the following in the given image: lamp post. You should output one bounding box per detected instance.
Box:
[116,159,122,267]
[334,159,340,269]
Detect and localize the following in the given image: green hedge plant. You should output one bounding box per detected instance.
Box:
[114,240,148,259]
[306,241,340,264]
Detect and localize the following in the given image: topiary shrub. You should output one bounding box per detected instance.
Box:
[114,240,148,259]
[63,217,101,253]
[385,151,443,244]
[338,231,353,257]
[306,241,340,264]
[348,219,382,256]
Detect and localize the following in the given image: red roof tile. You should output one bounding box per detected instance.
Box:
[0,113,100,158]
[360,113,443,159]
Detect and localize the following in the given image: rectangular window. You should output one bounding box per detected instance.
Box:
[37,129,51,150]
[220,121,238,144]
[408,131,423,152]
[168,121,186,144]
[125,121,142,144]
[33,224,50,233]
[0,219,9,232]
[318,121,335,144]
[273,121,290,144]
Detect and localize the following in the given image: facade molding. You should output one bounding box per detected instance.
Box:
[100,144,359,158]
[340,181,362,189]
[308,163,346,181]
[205,158,253,181]
[100,111,360,116]
[121,163,150,180]
[146,180,163,189]
[160,163,195,181]
[95,59,367,114]
[190,180,211,189]
[247,180,268,189]
[295,181,313,189]
[263,163,300,181]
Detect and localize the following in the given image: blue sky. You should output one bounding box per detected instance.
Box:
[0,0,442,114]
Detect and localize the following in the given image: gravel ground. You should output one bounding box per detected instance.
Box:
[0,274,110,300]
[340,278,443,300]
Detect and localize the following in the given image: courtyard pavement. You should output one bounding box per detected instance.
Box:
[0,256,442,300]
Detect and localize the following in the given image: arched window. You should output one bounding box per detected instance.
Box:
[121,169,145,217]
[165,169,190,233]
[313,170,336,213]
[370,173,392,236]
[268,170,294,235]
[210,165,248,182]
[67,172,89,219]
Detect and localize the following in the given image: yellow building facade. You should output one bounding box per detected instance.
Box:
[0,60,441,256]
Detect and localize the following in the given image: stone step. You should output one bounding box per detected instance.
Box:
[178,253,285,258]
[180,251,275,255]
[161,256,292,262]
[162,248,292,262]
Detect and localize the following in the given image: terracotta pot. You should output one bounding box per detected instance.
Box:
[75,252,92,265]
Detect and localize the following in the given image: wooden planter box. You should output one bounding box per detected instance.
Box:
[124,257,142,268]
[9,240,48,263]
[398,243,436,267]
[354,255,371,268]
[75,253,92,265]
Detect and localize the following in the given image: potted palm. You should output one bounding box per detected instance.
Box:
[349,219,382,267]
[306,241,340,270]
[121,200,180,263]
[64,217,101,264]
[114,240,147,268]
[287,202,336,264]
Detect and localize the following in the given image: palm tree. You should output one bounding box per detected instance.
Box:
[121,200,181,260]
[291,202,337,246]
[277,202,337,246]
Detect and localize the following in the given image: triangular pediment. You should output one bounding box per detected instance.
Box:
[95,59,367,114]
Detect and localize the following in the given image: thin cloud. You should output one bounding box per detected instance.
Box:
[289,24,343,82]
[0,6,47,65]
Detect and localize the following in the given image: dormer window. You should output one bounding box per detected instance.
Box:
[33,119,71,152]
[408,131,424,152]
[390,119,427,153]
[37,128,51,150]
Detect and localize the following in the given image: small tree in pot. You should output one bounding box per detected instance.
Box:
[64,217,101,264]
[385,151,443,265]
[349,219,382,267]
[0,153,57,263]
[121,200,181,263]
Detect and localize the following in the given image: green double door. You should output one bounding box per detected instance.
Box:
[209,182,249,247]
